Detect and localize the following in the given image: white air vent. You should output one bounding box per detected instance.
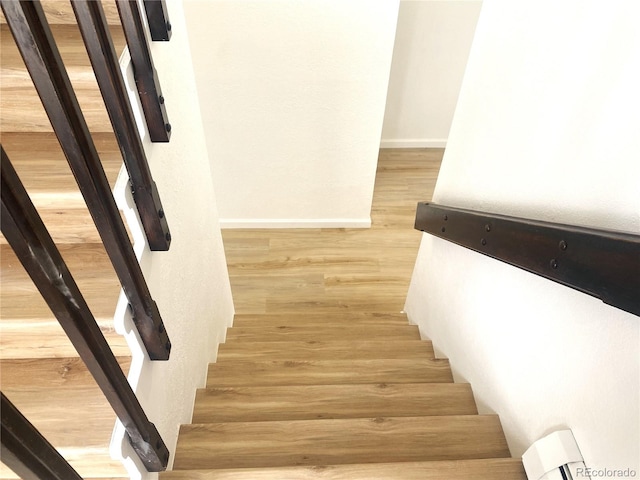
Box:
[523,430,589,480]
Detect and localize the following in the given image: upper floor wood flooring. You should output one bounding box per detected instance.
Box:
[222,148,443,314]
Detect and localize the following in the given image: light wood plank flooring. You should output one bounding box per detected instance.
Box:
[221,148,443,314]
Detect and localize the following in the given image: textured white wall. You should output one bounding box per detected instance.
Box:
[406,0,639,473]
[381,0,482,148]
[111,1,235,477]
[184,0,399,228]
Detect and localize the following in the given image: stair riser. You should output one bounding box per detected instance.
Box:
[231,313,410,328]
[225,324,421,342]
[207,359,454,387]
[217,340,434,361]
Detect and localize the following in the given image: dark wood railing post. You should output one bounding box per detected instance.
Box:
[1,392,84,480]
[0,147,169,472]
[72,0,171,251]
[415,202,640,316]
[116,0,171,142]
[1,0,171,360]
[143,0,172,41]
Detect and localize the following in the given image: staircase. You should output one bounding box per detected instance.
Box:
[2,3,527,479]
[0,3,130,478]
[161,312,526,479]
[160,149,527,478]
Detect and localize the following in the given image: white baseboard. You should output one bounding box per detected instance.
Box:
[380,138,447,148]
[219,218,372,229]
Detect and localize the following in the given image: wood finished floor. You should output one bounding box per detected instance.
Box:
[222,148,443,315]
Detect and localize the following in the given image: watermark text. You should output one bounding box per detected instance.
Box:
[576,467,637,478]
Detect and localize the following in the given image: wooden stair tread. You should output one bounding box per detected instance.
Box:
[0,321,129,359]
[207,358,453,387]
[160,458,527,479]
[217,339,435,361]
[0,22,125,61]
[223,231,421,261]
[1,24,125,75]
[0,357,131,479]
[0,358,129,445]
[0,357,131,387]
[231,312,410,327]
[1,24,126,134]
[174,415,511,470]
[1,243,125,358]
[0,0,121,26]
[0,450,125,480]
[1,243,119,316]
[1,132,123,200]
[193,383,477,423]
[225,324,421,342]
[1,86,113,134]
[2,387,122,447]
[0,208,105,245]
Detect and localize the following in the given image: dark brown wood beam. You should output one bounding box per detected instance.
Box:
[415,202,640,316]
[143,0,172,41]
[72,0,171,251]
[116,0,171,142]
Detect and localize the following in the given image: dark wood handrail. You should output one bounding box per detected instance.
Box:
[1,392,84,480]
[1,0,171,360]
[415,202,640,317]
[72,0,171,251]
[0,147,169,472]
[117,0,171,142]
[143,0,172,41]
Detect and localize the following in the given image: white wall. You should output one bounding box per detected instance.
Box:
[406,0,640,474]
[184,0,399,228]
[381,0,481,148]
[111,1,234,477]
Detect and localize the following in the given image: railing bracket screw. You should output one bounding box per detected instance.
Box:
[481,238,487,246]
[559,240,568,251]
[550,259,558,269]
